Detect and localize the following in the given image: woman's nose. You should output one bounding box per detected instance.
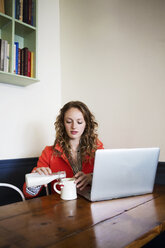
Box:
[72,121,76,129]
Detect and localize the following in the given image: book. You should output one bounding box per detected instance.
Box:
[21,47,24,75]
[0,39,8,72]
[0,39,4,71]
[0,0,5,14]
[18,48,21,75]
[28,0,32,25]
[27,50,31,77]
[0,39,3,70]
[0,39,10,72]
[31,51,34,77]
[15,0,20,19]
[19,0,23,21]
[31,0,34,26]
[22,47,28,76]
[14,42,19,74]
[23,0,28,24]
[7,43,10,72]
[15,0,23,21]
[14,43,16,73]
[3,40,8,72]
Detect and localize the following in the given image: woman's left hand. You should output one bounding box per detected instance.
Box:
[74,172,92,190]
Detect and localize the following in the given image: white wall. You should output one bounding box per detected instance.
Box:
[0,0,61,159]
[60,0,165,161]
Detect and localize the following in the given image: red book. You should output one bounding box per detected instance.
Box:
[18,48,21,75]
[28,50,31,77]
[21,48,24,75]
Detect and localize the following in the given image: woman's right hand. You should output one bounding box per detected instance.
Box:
[33,167,52,188]
[33,167,52,175]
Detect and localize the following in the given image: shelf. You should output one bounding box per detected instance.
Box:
[0,13,12,27]
[15,19,36,32]
[0,0,38,87]
[0,71,39,87]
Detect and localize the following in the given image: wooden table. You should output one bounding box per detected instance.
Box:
[0,185,165,248]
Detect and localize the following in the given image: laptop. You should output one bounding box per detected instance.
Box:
[78,148,160,201]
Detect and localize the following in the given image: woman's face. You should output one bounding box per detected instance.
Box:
[64,107,86,141]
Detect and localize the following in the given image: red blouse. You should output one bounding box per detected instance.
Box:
[23,140,104,198]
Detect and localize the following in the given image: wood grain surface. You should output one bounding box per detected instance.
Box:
[0,185,165,248]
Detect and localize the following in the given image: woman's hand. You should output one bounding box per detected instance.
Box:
[33,167,52,175]
[33,167,52,188]
[74,172,92,191]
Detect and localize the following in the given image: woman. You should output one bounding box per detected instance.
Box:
[23,101,104,198]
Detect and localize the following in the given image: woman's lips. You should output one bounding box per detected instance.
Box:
[71,131,78,135]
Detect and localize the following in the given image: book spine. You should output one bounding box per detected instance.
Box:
[14,42,19,74]
[0,0,5,14]
[0,39,2,70]
[0,39,5,71]
[31,0,34,26]
[21,48,24,75]
[28,0,32,25]
[23,0,28,23]
[14,43,16,73]
[23,47,28,76]
[15,0,20,20]
[18,48,21,75]
[19,0,23,21]
[3,40,8,72]
[28,50,31,77]
[7,43,10,72]
[31,51,34,77]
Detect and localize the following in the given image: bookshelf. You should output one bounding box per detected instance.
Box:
[0,0,39,86]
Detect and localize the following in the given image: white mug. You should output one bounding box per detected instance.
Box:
[53,178,77,200]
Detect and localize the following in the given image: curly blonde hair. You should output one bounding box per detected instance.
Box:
[53,101,98,161]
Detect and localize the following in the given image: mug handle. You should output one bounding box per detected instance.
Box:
[53,182,64,195]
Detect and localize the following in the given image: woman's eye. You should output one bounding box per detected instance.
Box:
[78,122,83,124]
[66,121,72,124]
